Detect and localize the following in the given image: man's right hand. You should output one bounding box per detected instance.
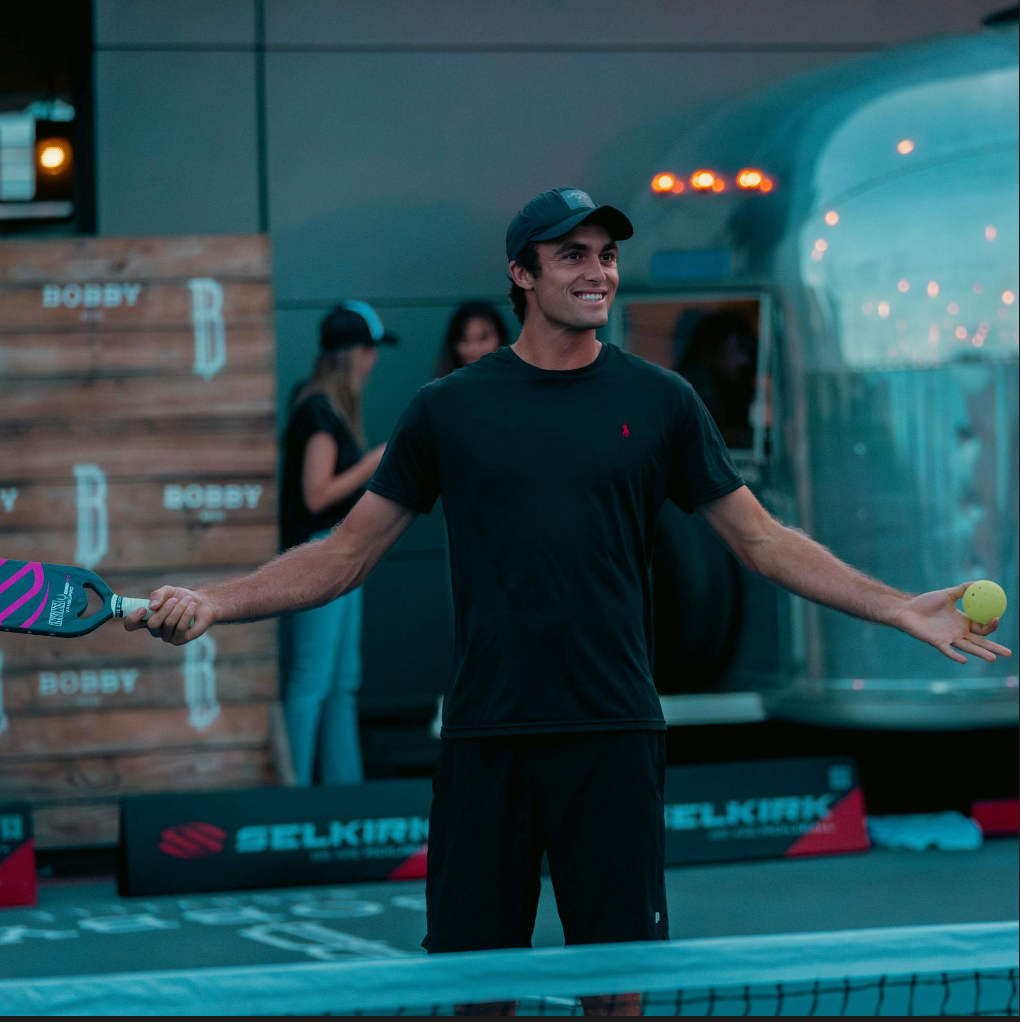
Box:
[124,586,216,645]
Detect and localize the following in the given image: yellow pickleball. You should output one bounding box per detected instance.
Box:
[962,580,1007,625]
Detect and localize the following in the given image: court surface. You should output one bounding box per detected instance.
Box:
[2,838,1015,981]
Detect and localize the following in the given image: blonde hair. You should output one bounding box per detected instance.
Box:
[293,348,365,447]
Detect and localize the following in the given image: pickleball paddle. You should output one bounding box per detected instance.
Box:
[0,558,151,637]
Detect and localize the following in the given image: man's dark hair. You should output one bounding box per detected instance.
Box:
[507,242,542,325]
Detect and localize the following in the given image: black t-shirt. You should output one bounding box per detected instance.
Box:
[280,394,364,551]
[367,342,744,736]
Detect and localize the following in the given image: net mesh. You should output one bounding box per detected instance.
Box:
[352,971,1019,1015]
[305,922,1020,1017]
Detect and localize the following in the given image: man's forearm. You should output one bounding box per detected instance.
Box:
[749,524,911,626]
[198,531,364,624]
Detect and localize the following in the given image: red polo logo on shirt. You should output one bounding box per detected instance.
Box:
[622,423,630,437]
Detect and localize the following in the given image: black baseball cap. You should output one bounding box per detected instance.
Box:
[506,187,633,263]
[320,301,398,350]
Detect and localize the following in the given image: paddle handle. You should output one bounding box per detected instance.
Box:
[114,596,152,621]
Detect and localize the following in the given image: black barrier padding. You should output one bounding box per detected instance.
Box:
[119,778,432,896]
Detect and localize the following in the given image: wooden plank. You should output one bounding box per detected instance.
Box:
[33,801,122,849]
[0,524,279,572]
[0,281,272,331]
[0,375,275,423]
[0,704,271,758]
[0,660,277,713]
[0,326,275,379]
[0,234,270,283]
[0,617,275,670]
[1,427,277,480]
[4,748,275,801]
[0,478,278,530]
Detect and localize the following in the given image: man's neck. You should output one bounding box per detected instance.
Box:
[511,319,602,371]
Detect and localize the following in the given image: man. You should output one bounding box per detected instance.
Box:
[129,187,1010,1010]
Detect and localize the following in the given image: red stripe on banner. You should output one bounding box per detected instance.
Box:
[159,832,206,856]
[0,839,38,907]
[971,799,1019,836]
[784,786,870,858]
[387,843,428,880]
[188,822,228,841]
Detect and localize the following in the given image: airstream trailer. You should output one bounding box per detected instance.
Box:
[619,17,1019,730]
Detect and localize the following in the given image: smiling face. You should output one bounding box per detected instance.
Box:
[515,223,619,330]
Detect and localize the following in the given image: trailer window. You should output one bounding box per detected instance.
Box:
[624,297,771,460]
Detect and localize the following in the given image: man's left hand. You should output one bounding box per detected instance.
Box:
[891,583,1013,665]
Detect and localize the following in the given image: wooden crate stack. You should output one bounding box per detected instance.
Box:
[0,234,290,849]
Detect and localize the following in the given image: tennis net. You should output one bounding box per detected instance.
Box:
[1,920,1014,1015]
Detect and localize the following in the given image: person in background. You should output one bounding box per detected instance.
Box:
[431,302,510,736]
[676,311,759,450]
[434,300,509,377]
[278,301,396,785]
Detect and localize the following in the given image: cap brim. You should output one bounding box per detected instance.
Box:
[379,332,398,345]
[530,204,634,246]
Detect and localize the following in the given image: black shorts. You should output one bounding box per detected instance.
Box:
[423,730,668,953]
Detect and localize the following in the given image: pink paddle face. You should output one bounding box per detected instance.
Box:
[0,559,113,637]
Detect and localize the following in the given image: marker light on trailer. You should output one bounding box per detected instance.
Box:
[36,138,72,174]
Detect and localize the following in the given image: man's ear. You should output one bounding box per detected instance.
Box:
[508,260,535,290]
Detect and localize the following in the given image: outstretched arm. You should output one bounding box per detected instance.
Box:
[125,490,417,645]
[698,485,1012,666]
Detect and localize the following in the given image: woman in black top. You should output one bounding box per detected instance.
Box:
[279,302,395,785]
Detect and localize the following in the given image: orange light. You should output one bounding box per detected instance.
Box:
[651,172,677,194]
[40,146,65,169]
[1004,290,1016,306]
[711,177,725,192]
[955,326,967,340]
[897,279,909,293]
[896,139,915,155]
[670,178,684,194]
[36,138,72,175]
[985,225,997,241]
[814,239,828,252]
[927,281,939,298]
[947,303,959,315]
[759,177,773,193]
[877,301,890,318]
[736,168,763,189]
[824,210,839,226]
[691,170,717,190]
